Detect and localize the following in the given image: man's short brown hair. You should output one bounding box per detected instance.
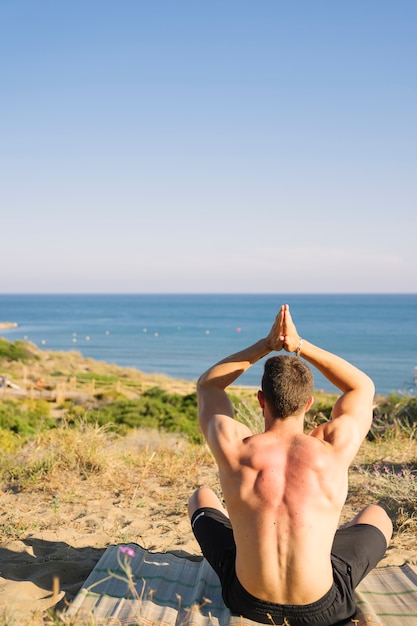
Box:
[261,355,314,419]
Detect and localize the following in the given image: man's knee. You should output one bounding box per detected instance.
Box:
[188,487,226,520]
[349,504,393,545]
[188,487,211,519]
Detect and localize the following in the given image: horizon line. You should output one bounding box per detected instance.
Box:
[1,292,416,297]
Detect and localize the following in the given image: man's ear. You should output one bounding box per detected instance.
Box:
[257,389,265,409]
[305,395,314,413]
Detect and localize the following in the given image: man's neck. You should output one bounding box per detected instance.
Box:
[264,412,305,435]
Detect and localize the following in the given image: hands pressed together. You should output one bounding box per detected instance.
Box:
[267,304,301,354]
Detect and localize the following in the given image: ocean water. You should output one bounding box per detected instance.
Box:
[0,294,416,396]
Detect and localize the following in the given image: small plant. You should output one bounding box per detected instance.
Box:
[51,493,60,514]
[234,400,263,433]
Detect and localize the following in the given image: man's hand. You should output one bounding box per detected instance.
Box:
[279,304,301,353]
[265,305,285,352]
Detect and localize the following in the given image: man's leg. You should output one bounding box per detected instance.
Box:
[188,487,228,520]
[332,504,392,591]
[344,504,393,545]
[188,487,235,588]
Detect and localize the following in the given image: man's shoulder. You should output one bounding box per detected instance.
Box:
[309,415,367,464]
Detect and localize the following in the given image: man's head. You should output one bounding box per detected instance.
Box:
[260,355,314,419]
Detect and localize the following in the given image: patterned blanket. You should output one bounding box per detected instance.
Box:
[67,544,417,626]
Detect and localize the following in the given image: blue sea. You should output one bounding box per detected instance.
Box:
[0,294,416,396]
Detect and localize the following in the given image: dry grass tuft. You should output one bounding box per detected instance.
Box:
[1,421,117,493]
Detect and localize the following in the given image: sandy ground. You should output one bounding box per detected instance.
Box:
[0,430,416,624]
[0,431,216,622]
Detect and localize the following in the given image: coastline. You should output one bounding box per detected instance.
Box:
[0,322,18,329]
[0,336,410,403]
[1,293,416,395]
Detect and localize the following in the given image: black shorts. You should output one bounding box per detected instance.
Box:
[191,507,387,626]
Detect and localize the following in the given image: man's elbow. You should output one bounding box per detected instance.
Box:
[196,375,205,390]
[196,376,208,400]
[197,371,221,392]
[196,378,211,414]
[363,374,375,398]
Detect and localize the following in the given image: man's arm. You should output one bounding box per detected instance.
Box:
[197,306,286,454]
[281,305,375,457]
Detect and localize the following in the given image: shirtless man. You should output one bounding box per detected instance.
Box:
[188,304,392,625]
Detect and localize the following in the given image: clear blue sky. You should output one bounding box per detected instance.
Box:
[1,1,416,293]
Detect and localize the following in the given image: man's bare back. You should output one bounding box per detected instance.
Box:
[223,429,347,604]
[188,304,392,625]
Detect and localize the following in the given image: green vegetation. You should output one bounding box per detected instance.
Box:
[83,387,201,442]
[1,374,417,446]
[0,338,35,362]
[0,399,54,436]
[55,371,120,383]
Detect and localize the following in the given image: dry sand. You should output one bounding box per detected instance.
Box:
[0,430,214,622]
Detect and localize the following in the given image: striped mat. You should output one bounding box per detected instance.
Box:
[67,544,417,626]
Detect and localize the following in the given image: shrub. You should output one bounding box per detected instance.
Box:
[0,429,21,454]
[0,338,35,362]
[0,399,55,435]
[86,387,202,442]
